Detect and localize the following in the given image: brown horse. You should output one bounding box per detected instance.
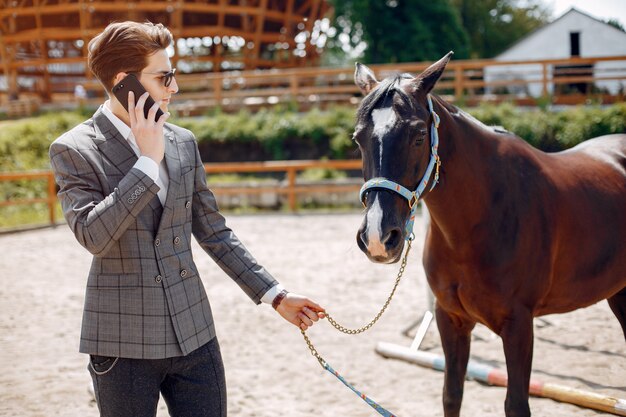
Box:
[353,53,626,417]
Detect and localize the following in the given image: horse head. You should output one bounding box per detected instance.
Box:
[353,52,452,263]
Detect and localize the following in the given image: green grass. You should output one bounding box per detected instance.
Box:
[0,202,64,230]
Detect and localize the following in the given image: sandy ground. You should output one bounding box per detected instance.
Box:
[0,212,624,417]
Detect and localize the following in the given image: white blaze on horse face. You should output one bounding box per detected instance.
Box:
[365,194,388,258]
[371,107,396,168]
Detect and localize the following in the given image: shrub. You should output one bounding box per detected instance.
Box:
[0,112,85,171]
[1,103,624,228]
[469,102,626,152]
[1,103,625,173]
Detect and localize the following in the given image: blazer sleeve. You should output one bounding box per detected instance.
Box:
[49,136,160,257]
[189,138,278,304]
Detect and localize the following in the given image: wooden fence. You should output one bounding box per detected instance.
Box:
[0,159,363,228]
[169,55,626,114]
[0,171,58,225]
[2,55,625,114]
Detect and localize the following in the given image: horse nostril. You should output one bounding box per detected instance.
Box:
[358,231,368,248]
[382,228,402,250]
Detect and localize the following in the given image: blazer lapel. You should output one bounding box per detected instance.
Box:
[92,106,138,177]
[156,127,181,232]
[93,106,162,217]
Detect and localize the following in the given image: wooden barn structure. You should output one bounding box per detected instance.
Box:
[0,0,330,109]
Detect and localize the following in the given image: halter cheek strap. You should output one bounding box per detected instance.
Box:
[359,95,442,240]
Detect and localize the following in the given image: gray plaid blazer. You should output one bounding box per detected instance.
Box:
[49,106,277,359]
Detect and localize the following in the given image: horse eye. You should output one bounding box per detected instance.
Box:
[416,128,428,144]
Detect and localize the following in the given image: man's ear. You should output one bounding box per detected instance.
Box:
[413,51,453,95]
[112,72,128,86]
[354,63,379,96]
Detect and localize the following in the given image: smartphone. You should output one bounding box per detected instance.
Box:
[112,74,164,122]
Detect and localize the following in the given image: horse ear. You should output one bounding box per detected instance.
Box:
[354,63,379,95]
[415,51,454,95]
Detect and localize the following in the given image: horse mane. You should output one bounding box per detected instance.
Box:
[358,75,513,137]
[356,73,414,121]
[454,105,514,136]
[436,96,513,136]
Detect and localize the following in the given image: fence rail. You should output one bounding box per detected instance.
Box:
[0,171,58,224]
[169,55,626,113]
[2,55,625,115]
[0,159,364,228]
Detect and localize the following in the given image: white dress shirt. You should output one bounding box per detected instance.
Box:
[101,102,283,304]
[102,101,169,205]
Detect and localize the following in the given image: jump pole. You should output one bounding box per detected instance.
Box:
[376,342,626,416]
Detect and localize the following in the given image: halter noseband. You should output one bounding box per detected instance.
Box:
[359,95,442,240]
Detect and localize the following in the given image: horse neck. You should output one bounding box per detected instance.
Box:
[423,97,498,237]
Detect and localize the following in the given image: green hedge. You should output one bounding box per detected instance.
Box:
[2,103,624,228]
[470,102,626,151]
[176,106,356,161]
[0,112,86,171]
[1,103,625,172]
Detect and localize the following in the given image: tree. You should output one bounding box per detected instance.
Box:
[606,18,625,32]
[450,0,550,58]
[328,0,470,64]
[325,0,551,65]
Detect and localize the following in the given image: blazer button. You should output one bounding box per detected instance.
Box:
[155,238,161,246]
[155,275,162,283]
[174,236,181,245]
[185,201,191,209]
[180,269,187,278]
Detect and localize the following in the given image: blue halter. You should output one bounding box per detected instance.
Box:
[359,95,442,240]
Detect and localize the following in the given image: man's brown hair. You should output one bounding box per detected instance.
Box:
[88,21,173,92]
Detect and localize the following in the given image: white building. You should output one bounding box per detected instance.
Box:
[484,8,626,97]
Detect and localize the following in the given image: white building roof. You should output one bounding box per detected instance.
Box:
[495,8,626,61]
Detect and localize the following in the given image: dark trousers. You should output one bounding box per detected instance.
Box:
[88,337,226,417]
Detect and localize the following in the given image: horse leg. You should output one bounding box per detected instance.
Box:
[607,287,626,341]
[500,309,534,417]
[435,304,474,417]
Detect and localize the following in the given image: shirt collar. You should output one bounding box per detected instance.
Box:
[102,100,132,140]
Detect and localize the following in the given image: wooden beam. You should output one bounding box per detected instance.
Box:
[303,0,321,62]
[171,0,183,70]
[1,18,19,99]
[0,3,81,17]
[0,1,313,18]
[169,3,261,14]
[217,0,226,28]
[33,0,52,101]
[295,0,312,16]
[284,0,295,66]
[78,0,92,83]
[0,35,12,98]
[178,26,248,39]
[252,0,268,62]
[8,55,85,70]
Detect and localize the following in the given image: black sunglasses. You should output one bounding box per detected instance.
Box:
[139,68,177,87]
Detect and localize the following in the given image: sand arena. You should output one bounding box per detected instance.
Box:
[0,212,624,416]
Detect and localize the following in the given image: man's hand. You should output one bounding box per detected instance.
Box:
[129,91,169,164]
[276,293,325,331]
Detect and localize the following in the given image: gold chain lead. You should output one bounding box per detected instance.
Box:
[302,237,413,367]
[325,237,412,334]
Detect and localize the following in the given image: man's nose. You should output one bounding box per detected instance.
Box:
[168,77,179,94]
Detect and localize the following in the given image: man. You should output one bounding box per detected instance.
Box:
[49,21,325,417]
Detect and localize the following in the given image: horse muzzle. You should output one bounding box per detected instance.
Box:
[356,212,405,264]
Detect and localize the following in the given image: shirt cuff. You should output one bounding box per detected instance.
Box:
[134,156,160,183]
[260,284,285,305]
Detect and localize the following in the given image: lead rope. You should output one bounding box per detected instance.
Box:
[300,235,414,416]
